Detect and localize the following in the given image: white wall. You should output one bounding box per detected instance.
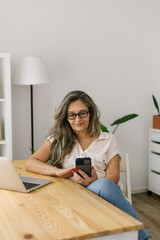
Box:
[0,0,160,192]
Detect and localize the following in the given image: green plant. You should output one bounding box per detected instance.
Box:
[152,94,160,115]
[101,113,138,134]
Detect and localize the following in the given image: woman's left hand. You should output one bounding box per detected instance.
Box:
[72,166,98,187]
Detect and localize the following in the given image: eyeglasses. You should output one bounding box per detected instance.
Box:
[67,110,89,120]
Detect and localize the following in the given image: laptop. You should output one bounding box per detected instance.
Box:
[0,157,52,193]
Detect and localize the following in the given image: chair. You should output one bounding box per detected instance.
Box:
[120,154,132,204]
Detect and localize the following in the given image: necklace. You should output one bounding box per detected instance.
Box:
[79,139,85,144]
[78,136,88,145]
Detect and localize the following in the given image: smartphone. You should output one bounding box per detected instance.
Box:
[76,157,92,177]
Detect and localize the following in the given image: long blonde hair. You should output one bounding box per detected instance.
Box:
[48,90,100,167]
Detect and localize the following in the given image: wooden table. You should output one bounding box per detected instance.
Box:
[0,160,143,240]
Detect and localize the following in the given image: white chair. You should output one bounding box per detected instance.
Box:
[120,154,132,204]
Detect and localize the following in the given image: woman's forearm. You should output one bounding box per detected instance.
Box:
[25,159,58,176]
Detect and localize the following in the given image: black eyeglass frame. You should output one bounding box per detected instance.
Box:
[67,110,90,120]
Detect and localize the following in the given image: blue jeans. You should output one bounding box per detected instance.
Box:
[87,178,151,240]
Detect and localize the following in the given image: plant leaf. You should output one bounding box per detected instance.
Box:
[29,148,35,154]
[100,123,109,132]
[110,114,138,126]
[152,95,160,115]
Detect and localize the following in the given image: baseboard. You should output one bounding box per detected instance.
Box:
[131,187,148,194]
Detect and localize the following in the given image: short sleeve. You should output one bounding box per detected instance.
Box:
[107,135,119,163]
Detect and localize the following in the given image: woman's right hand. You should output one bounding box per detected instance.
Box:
[55,166,76,178]
[72,166,98,186]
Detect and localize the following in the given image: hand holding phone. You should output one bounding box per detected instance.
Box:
[73,159,98,187]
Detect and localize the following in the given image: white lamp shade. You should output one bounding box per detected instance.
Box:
[14,56,50,85]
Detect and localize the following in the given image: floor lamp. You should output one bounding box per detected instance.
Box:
[14,56,50,154]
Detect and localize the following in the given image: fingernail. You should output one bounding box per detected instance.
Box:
[76,168,79,171]
[72,171,75,173]
[92,166,94,169]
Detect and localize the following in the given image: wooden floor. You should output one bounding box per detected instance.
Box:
[132,192,160,240]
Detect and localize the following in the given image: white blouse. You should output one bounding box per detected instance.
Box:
[48,131,120,180]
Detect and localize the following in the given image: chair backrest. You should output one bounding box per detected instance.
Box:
[120,154,132,204]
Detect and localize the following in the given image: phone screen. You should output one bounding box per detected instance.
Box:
[76,157,92,177]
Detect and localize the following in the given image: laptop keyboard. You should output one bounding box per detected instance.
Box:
[23,181,40,190]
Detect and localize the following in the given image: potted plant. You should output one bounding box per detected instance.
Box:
[101,113,138,134]
[152,95,160,129]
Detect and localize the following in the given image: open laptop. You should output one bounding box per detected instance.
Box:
[0,157,52,193]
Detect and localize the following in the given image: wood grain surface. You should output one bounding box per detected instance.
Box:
[0,160,143,240]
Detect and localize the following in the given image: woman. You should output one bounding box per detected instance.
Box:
[26,90,151,240]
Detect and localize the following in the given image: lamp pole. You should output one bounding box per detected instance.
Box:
[30,85,34,154]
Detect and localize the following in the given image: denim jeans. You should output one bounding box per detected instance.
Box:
[87,178,151,240]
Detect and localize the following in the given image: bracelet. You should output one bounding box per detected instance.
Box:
[46,166,49,175]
